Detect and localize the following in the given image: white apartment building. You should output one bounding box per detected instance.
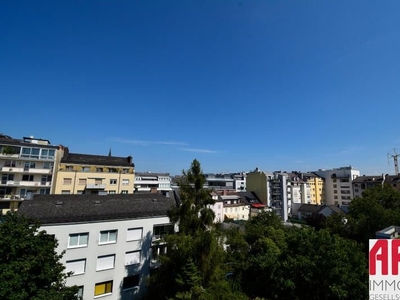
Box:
[18,193,176,300]
[0,134,62,214]
[313,166,360,205]
[134,172,172,192]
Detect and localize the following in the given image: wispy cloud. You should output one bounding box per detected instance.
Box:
[113,138,187,146]
[178,148,218,154]
[327,146,365,157]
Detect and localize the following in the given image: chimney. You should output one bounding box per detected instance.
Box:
[127,156,132,164]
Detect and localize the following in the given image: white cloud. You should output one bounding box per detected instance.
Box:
[178,148,218,154]
[113,138,187,146]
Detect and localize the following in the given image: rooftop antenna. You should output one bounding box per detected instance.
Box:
[387,149,399,175]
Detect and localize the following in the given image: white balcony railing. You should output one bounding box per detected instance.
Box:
[86,184,106,190]
[1,181,51,187]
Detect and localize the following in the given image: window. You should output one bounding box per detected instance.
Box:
[68,233,89,248]
[4,160,16,167]
[66,259,86,275]
[94,281,113,297]
[121,190,128,194]
[99,230,117,244]
[65,165,73,171]
[40,149,55,159]
[122,179,129,185]
[122,275,140,291]
[110,179,117,185]
[39,188,50,195]
[125,251,141,266]
[96,254,115,271]
[61,190,70,195]
[82,167,90,172]
[122,169,128,174]
[127,228,143,241]
[21,147,40,158]
[333,179,336,182]
[153,224,174,239]
[333,190,337,194]
[108,190,116,195]
[63,178,72,185]
[96,167,103,172]
[109,168,117,173]
[22,175,34,181]
[94,178,102,184]
[43,162,53,169]
[24,161,36,171]
[78,178,87,185]
[75,286,84,300]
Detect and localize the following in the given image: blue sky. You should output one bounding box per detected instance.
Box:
[1,1,400,175]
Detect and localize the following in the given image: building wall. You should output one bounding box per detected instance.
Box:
[0,142,61,209]
[314,167,360,205]
[307,177,325,205]
[54,163,135,194]
[42,216,170,300]
[246,170,268,205]
[134,174,172,192]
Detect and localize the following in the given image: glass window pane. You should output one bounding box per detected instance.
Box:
[22,147,30,154]
[48,150,55,157]
[109,230,117,242]
[32,148,40,155]
[80,233,88,245]
[69,234,78,246]
[100,232,108,243]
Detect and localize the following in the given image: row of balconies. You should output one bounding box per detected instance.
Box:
[0,180,51,187]
[1,167,53,174]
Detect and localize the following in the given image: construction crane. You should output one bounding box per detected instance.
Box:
[388,149,399,175]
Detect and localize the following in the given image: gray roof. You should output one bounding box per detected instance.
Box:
[298,204,321,213]
[18,193,176,224]
[61,152,134,167]
[237,191,263,205]
[0,135,58,149]
[320,205,346,214]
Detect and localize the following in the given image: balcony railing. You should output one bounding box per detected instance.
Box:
[1,167,52,174]
[85,184,106,189]
[0,180,51,187]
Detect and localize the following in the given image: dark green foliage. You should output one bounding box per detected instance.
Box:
[225,212,368,300]
[0,212,78,300]
[324,184,400,250]
[146,159,246,300]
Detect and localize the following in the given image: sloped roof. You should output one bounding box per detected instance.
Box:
[237,191,263,206]
[298,204,321,213]
[61,152,134,167]
[18,193,175,224]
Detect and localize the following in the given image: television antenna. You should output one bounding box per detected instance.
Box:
[387,149,399,175]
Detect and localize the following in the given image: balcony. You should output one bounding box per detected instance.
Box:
[1,167,23,172]
[0,180,51,187]
[85,184,106,190]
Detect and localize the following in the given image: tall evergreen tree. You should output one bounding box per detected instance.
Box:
[146,159,246,300]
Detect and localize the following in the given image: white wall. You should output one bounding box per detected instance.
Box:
[42,216,170,300]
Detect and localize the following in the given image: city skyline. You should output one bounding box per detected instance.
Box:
[1,1,400,175]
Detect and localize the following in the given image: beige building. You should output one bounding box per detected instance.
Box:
[54,148,135,195]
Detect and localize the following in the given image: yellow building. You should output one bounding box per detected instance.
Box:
[303,173,325,205]
[54,148,135,195]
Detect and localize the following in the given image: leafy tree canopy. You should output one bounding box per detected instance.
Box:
[0,212,78,300]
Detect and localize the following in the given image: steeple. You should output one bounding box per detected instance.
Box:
[108,148,112,157]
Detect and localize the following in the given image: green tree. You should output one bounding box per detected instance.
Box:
[0,212,78,300]
[225,212,368,300]
[146,159,246,300]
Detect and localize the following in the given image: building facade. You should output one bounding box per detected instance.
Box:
[134,172,172,192]
[54,148,135,195]
[0,134,62,214]
[313,166,360,206]
[18,193,176,300]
